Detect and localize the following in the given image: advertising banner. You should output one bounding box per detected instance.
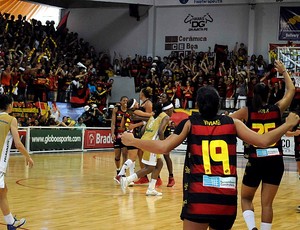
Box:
[84,129,113,149]
[279,7,300,41]
[30,128,82,151]
[11,130,27,150]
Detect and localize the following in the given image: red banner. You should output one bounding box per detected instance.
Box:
[84,129,113,149]
[11,130,27,150]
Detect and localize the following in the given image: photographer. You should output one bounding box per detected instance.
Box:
[89,104,104,127]
[80,104,104,127]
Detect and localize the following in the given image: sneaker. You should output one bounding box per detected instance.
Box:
[128,181,134,187]
[7,217,26,230]
[146,189,162,196]
[167,177,175,187]
[155,178,163,187]
[297,205,300,212]
[134,176,149,185]
[120,177,129,193]
[114,175,121,184]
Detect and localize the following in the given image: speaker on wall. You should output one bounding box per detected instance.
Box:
[129,4,140,21]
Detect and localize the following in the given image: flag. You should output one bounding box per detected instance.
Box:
[56,11,70,34]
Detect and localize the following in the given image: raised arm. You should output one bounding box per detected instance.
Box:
[274,60,295,113]
[234,112,299,147]
[122,120,191,154]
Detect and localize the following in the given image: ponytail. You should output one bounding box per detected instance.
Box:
[252,83,269,111]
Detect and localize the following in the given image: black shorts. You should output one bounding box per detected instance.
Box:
[126,145,138,150]
[243,156,284,187]
[183,215,236,230]
[113,138,126,149]
[296,151,300,161]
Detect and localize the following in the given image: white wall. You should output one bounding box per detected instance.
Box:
[65,6,149,58]
[154,5,249,57]
[254,2,300,60]
[65,2,300,61]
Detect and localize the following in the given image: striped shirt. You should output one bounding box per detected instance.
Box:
[179,114,238,220]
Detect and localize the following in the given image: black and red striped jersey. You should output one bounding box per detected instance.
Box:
[244,104,282,158]
[114,105,128,136]
[180,113,238,221]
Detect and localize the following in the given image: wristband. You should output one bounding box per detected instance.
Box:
[282,70,287,74]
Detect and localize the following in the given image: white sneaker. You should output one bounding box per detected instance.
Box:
[7,217,26,230]
[129,181,134,187]
[146,189,162,196]
[113,175,121,184]
[297,205,300,212]
[120,177,129,193]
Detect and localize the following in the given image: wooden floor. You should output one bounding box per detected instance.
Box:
[2,151,300,230]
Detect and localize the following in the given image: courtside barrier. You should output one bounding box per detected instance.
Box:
[11,127,113,154]
[11,127,294,155]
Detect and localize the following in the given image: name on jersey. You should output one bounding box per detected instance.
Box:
[258,109,269,113]
[203,119,221,126]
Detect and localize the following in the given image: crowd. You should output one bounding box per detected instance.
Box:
[0,10,300,230]
[1,12,300,128]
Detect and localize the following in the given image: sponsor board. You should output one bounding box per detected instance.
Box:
[84,129,113,149]
[30,128,82,151]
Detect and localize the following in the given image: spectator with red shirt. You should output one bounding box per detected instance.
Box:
[225,76,235,109]
[1,64,12,93]
[46,69,58,102]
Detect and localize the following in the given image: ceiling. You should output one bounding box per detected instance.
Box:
[24,0,148,8]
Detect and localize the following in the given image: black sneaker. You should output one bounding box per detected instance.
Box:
[7,217,26,230]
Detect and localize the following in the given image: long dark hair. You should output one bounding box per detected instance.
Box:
[0,94,13,111]
[252,83,269,111]
[141,87,152,98]
[197,86,220,119]
[152,102,163,118]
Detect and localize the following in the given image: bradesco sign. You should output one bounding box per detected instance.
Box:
[84,129,113,149]
[30,128,82,151]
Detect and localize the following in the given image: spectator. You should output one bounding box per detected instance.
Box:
[75,117,86,127]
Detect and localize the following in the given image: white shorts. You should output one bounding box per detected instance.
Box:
[142,151,162,166]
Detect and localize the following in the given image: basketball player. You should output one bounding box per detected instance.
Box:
[121,86,299,230]
[120,102,174,196]
[0,94,34,230]
[115,98,148,183]
[230,60,294,230]
[135,87,153,185]
[111,96,128,182]
[159,93,175,187]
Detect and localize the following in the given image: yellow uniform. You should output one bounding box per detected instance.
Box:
[141,112,168,166]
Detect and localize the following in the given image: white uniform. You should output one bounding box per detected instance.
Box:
[0,112,14,187]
